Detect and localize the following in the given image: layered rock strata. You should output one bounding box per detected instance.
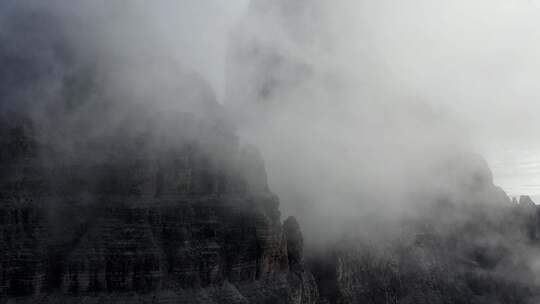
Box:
[0,109,319,303]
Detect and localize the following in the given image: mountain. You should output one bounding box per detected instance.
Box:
[4,102,540,304]
[0,68,318,303]
[3,2,540,303]
[225,1,540,303]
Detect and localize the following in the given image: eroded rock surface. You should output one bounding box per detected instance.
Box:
[0,104,318,303]
[306,157,540,304]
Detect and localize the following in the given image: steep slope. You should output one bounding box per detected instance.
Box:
[0,76,318,303]
[307,161,540,304]
[227,2,540,302]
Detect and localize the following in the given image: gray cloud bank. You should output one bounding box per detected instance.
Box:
[227,0,540,243]
[1,0,539,242]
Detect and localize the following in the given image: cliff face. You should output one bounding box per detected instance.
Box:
[0,9,320,299]
[5,3,540,303]
[226,6,540,300]
[4,108,540,304]
[306,159,540,304]
[0,103,318,303]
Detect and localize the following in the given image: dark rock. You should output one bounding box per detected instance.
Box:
[307,187,540,304]
[0,98,319,303]
[519,195,536,208]
[284,216,303,270]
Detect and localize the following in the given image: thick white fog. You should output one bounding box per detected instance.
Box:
[3,0,539,229]
[215,0,540,203]
[100,0,540,203]
[4,2,540,301]
[347,1,540,201]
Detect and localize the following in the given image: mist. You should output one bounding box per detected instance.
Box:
[225,0,540,243]
[226,0,540,206]
[3,0,539,238]
[2,1,540,303]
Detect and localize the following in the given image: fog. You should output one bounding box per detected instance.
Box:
[225,0,540,242]
[4,2,540,302]
[2,0,540,239]
[229,0,540,204]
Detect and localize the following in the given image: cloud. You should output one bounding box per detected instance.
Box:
[225,0,540,242]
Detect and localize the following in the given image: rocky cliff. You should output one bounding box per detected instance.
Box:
[0,6,320,300]
[5,2,540,303]
[306,160,540,304]
[5,108,540,304]
[0,101,318,303]
[226,2,540,302]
